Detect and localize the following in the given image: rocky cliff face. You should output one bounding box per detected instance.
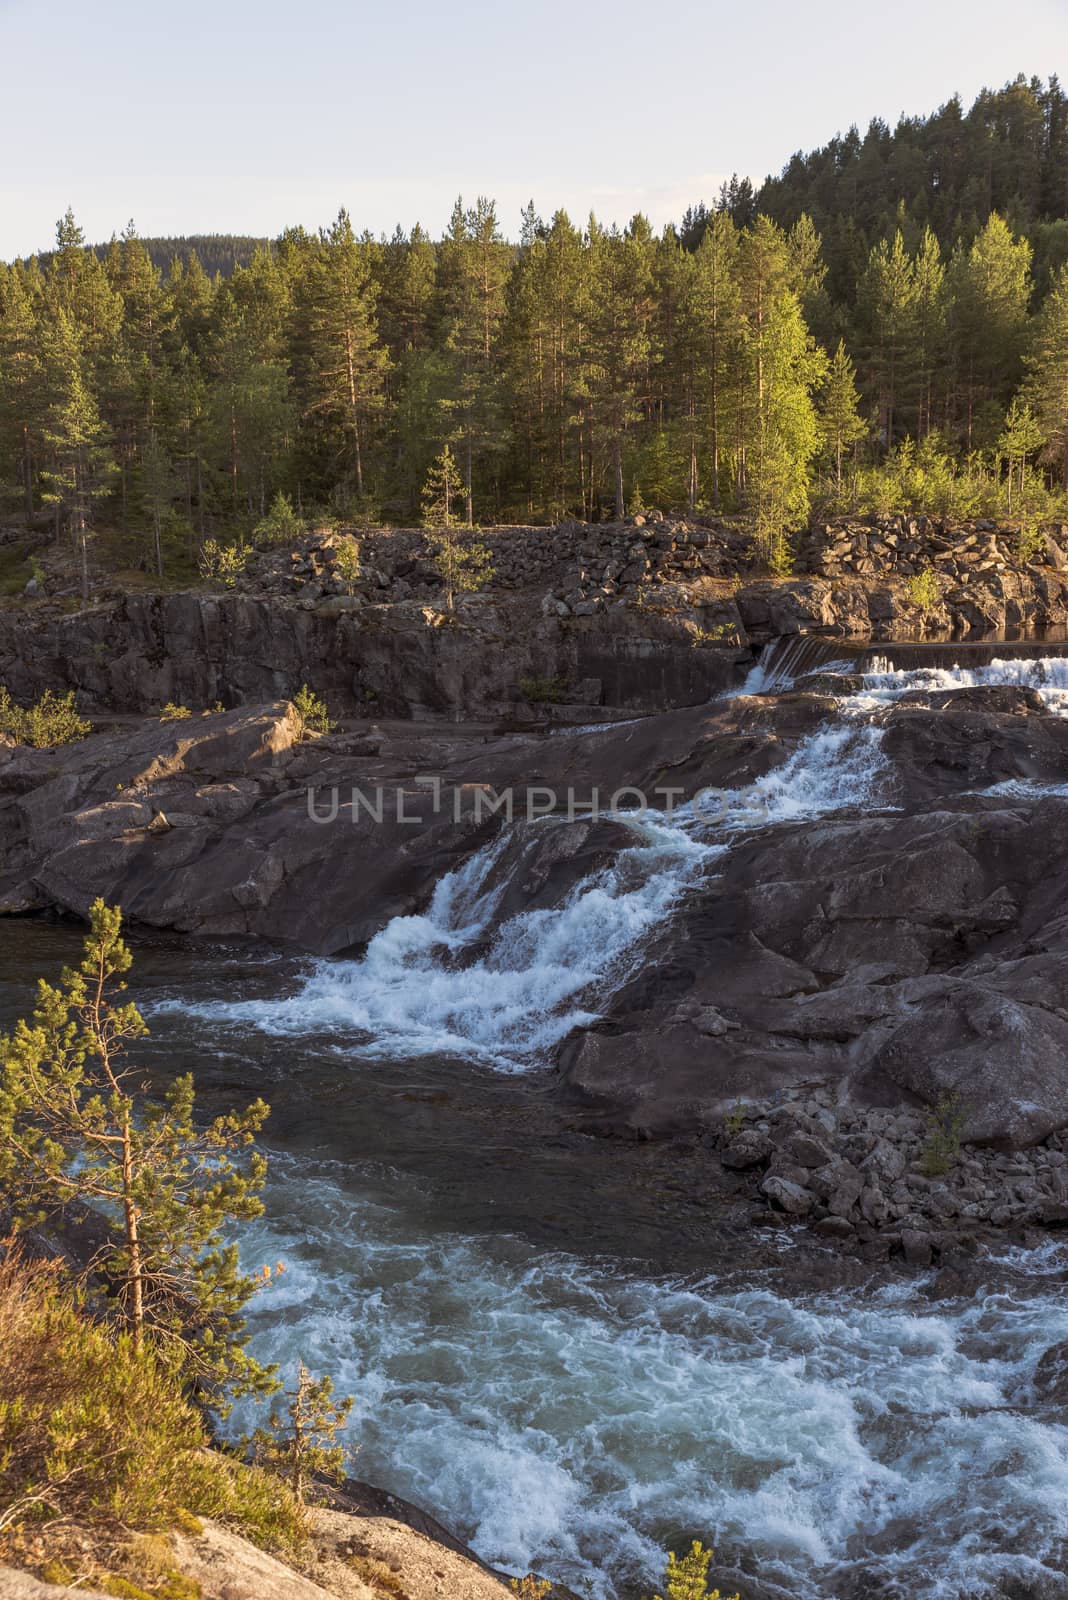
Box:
[2,514,1068,722]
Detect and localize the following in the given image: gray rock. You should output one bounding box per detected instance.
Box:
[900,1228,934,1267]
[761,1175,814,1216]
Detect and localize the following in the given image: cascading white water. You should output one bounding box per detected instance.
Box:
[858,655,1068,717]
[735,636,857,696]
[176,719,890,1067]
[172,818,720,1066]
[233,1158,1068,1600]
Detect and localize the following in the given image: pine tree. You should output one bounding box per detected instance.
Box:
[688,212,740,509]
[736,218,826,571]
[946,213,1032,447]
[586,216,656,517]
[1023,261,1068,488]
[0,901,276,1411]
[0,263,46,518]
[996,397,1044,508]
[301,210,388,504]
[910,228,946,438]
[421,443,462,528]
[38,310,114,599]
[858,230,915,448]
[425,528,495,610]
[251,1362,355,1504]
[819,340,867,494]
[439,197,511,522]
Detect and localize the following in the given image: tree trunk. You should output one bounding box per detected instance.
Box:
[465,430,473,525]
[613,437,624,519]
[121,1117,144,1348]
[21,426,33,520]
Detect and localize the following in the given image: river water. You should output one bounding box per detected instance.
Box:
[4,655,1068,1599]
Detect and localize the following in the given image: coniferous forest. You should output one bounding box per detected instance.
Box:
[2,74,1068,582]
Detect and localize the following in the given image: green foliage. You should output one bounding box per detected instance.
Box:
[253,492,306,547]
[0,685,90,747]
[723,1099,747,1137]
[426,528,494,610]
[159,701,192,721]
[250,1361,355,1504]
[2,97,1068,545]
[906,566,944,614]
[421,444,462,529]
[292,684,335,738]
[332,536,361,591]
[0,1249,304,1559]
[509,1579,552,1599]
[198,539,249,588]
[518,674,569,703]
[920,1093,967,1177]
[0,902,276,1410]
[653,1540,738,1600]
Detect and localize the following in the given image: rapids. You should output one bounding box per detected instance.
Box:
[6,649,1068,1598]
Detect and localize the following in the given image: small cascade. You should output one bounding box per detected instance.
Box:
[738,635,860,695]
[856,635,1068,674]
[858,655,1068,717]
[172,718,893,1067]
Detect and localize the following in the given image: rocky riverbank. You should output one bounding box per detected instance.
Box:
[3,513,1068,720]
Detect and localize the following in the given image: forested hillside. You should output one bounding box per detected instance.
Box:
[1,74,1067,586]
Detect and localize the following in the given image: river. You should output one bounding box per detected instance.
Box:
[3,653,1068,1600]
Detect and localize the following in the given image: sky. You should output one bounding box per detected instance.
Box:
[1,0,1066,259]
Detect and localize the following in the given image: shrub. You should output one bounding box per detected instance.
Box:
[332,538,361,592]
[723,1100,747,1137]
[654,1541,738,1600]
[253,493,306,548]
[905,567,943,614]
[920,1093,966,1177]
[509,1579,552,1599]
[518,675,569,704]
[0,686,91,747]
[198,539,249,588]
[0,1247,304,1561]
[159,702,192,721]
[292,685,335,738]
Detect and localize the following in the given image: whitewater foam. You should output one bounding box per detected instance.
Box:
[233,1159,1068,1600]
[171,816,718,1066]
[857,655,1068,717]
[172,714,892,1067]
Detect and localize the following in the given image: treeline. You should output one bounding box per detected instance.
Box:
[750,73,1068,305]
[1,76,1067,585]
[35,233,270,280]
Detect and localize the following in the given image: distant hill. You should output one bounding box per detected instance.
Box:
[31,234,271,277]
[102,235,270,277]
[682,75,1068,300]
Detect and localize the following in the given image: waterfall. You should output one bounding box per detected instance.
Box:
[859,656,1068,717]
[738,636,859,695]
[170,718,891,1067]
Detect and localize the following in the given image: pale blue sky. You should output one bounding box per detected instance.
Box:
[1,0,1066,258]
